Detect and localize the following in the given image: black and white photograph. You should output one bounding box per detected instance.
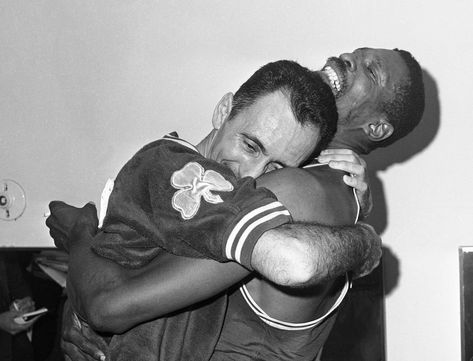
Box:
[0,1,469,360]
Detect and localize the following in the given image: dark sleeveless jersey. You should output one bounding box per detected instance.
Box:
[211,275,350,361]
[210,162,360,360]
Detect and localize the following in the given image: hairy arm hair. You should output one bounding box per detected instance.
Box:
[251,222,379,287]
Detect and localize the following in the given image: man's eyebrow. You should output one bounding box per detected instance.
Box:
[242,132,267,154]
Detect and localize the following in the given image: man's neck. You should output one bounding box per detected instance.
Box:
[195,131,215,157]
[327,135,370,155]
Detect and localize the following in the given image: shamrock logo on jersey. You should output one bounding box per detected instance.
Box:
[171,162,234,220]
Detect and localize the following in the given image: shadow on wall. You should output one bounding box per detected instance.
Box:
[364,69,440,295]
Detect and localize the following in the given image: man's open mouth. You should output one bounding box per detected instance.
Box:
[322,57,347,98]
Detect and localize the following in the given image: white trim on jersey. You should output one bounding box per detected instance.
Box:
[98,178,115,228]
[353,187,361,223]
[164,132,291,267]
[225,202,290,262]
[98,133,198,228]
[239,273,351,331]
[163,133,199,153]
[239,163,362,331]
[303,162,361,223]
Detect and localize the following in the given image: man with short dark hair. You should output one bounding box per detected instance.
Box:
[77,60,341,277]
[49,47,425,361]
[315,47,425,360]
[198,47,424,360]
[47,58,380,360]
[321,48,424,153]
[249,47,425,360]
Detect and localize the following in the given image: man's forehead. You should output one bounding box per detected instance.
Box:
[354,47,394,57]
[235,91,318,165]
[265,126,318,166]
[356,48,408,82]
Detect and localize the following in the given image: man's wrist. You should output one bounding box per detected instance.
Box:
[352,222,381,277]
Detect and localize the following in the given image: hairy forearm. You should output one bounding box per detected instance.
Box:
[251,222,380,287]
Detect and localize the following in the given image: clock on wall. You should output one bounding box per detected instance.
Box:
[0,179,26,221]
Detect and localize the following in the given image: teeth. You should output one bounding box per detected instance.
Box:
[323,66,341,93]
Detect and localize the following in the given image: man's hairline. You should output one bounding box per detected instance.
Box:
[229,89,322,168]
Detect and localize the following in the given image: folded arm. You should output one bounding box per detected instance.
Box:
[49,195,379,332]
[48,147,379,330]
[47,202,249,333]
[251,221,379,287]
[73,250,248,333]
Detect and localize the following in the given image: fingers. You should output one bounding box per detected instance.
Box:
[49,200,69,211]
[12,297,35,312]
[62,339,101,361]
[319,148,356,156]
[81,203,99,226]
[46,200,98,250]
[81,327,108,361]
[343,174,368,192]
[318,150,366,177]
[83,202,97,212]
[62,325,107,361]
[45,209,67,235]
[47,201,96,221]
[319,149,373,217]
[355,256,381,279]
[10,319,34,335]
[62,304,107,361]
[353,222,382,278]
[328,161,365,176]
[46,219,68,250]
[318,149,364,163]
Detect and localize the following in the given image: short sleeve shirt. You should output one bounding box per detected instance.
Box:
[92,133,292,269]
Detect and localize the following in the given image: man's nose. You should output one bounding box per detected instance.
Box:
[339,53,357,72]
[240,160,267,179]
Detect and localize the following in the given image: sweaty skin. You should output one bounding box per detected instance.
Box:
[49,164,377,331]
[50,162,378,361]
[47,147,380,360]
[49,47,423,360]
[248,165,360,323]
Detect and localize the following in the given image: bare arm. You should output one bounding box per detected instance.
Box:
[246,151,380,287]
[47,202,249,333]
[251,221,379,287]
[70,242,248,333]
[47,149,378,330]
[48,159,379,330]
[318,149,373,219]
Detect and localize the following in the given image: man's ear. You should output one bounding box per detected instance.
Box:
[365,117,394,142]
[212,93,234,130]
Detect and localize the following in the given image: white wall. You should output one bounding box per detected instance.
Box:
[1,0,471,359]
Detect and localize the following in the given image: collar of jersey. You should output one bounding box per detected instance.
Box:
[162,132,199,154]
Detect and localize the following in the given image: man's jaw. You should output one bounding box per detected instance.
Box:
[321,57,348,98]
